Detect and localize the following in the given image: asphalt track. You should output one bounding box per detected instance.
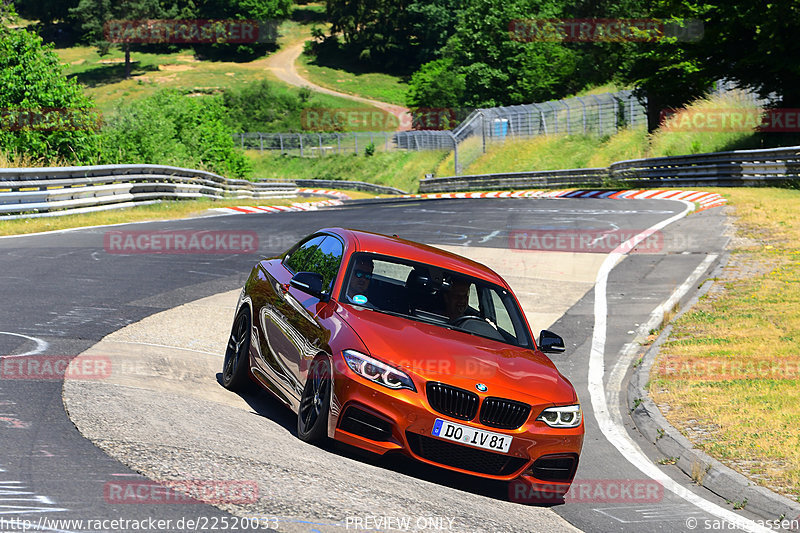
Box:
[0,197,773,532]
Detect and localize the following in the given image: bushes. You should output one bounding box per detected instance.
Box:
[221,80,309,133]
[0,27,100,163]
[99,90,251,178]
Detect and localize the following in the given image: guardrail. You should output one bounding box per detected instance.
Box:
[418,168,609,193]
[419,145,800,192]
[290,179,406,195]
[0,164,297,219]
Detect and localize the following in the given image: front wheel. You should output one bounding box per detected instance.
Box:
[222,309,252,391]
[297,357,331,443]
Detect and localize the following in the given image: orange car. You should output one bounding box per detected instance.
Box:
[222,228,583,496]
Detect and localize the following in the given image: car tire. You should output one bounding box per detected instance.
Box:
[297,357,331,443]
[222,309,252,391]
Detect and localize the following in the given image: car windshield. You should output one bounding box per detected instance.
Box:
[340,252,533,348]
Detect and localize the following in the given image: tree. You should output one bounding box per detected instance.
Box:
[0,20,100,163]
[616,0,800,131]
[70,0,174,78]
[13,0,80,27]
[689,0,800,109]
[322,0,460,71]
[406,58,465,109]
[192,0,292,59]
[410,0,581,109]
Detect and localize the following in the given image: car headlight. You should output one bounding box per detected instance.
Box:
[537,405,582,428]
[342,350,416,392]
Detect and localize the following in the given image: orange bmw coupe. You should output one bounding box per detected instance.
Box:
[222,228,584,496]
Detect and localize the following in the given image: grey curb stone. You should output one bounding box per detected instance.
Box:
[627,254,800,521]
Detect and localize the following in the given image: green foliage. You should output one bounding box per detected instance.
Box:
[406,58,465,109]
[364,142,375,156]
[442,0,580,107]
[191,0,292,59]
[407,0,582,109]
[221,80,307,132]
[14,0,79,26]
[70,0,174,77]
[321,0,461,71]
[0,26,100,163]
[246,149,448,192]
[99,90,251,177]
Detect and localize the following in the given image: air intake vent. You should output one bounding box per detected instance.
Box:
[530,454,579,482]
[407,432,527,476]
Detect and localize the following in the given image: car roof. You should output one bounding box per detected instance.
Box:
[320,227,507,287]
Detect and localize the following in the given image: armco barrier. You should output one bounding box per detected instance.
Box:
[0,164,297,219]
[419,145,800,192]
[418,168,608,193]
[292,179,405,195]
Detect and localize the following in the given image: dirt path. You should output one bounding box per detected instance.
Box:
[265,40,412,131]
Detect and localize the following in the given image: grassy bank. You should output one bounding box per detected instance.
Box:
[297,51,409,106]
[434,92,766,177]
[246,150,448,193]
[651,188,800,502]
[56,45,378,118]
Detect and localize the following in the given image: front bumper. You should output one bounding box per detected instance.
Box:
[328,355,584,487]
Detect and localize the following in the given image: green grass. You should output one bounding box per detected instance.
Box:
[297,52,409,106]
[433,91,766,177]
[55,45,379,118]
[433,128,650,177]
[246,149,448,193]
[651,188,800,501]
[282,2,410,107]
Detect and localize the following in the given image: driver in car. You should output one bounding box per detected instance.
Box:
[346,256,374,302]
[442,276,472,321]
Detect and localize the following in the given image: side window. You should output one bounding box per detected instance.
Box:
[468,284,479,311]
[490,290,516,334]
[284,236,326,273]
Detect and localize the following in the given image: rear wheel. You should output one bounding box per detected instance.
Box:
[297,357,331,443]
[222,309,251,391]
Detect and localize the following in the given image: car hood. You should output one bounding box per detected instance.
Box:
[335,304,576,404]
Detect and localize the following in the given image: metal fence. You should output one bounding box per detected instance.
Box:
[395,90,648,174]
[235,90,648,172]
[236,131,396,156]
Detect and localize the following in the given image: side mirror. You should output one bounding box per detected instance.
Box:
[290,272,328,300]
[539,330,565,354]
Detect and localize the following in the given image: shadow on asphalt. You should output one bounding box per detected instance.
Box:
[215,371,564,509]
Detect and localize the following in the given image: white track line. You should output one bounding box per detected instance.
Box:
[0,332,49,357]
[588,200,773,533]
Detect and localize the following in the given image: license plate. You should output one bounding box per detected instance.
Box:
[431,418,512,453]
